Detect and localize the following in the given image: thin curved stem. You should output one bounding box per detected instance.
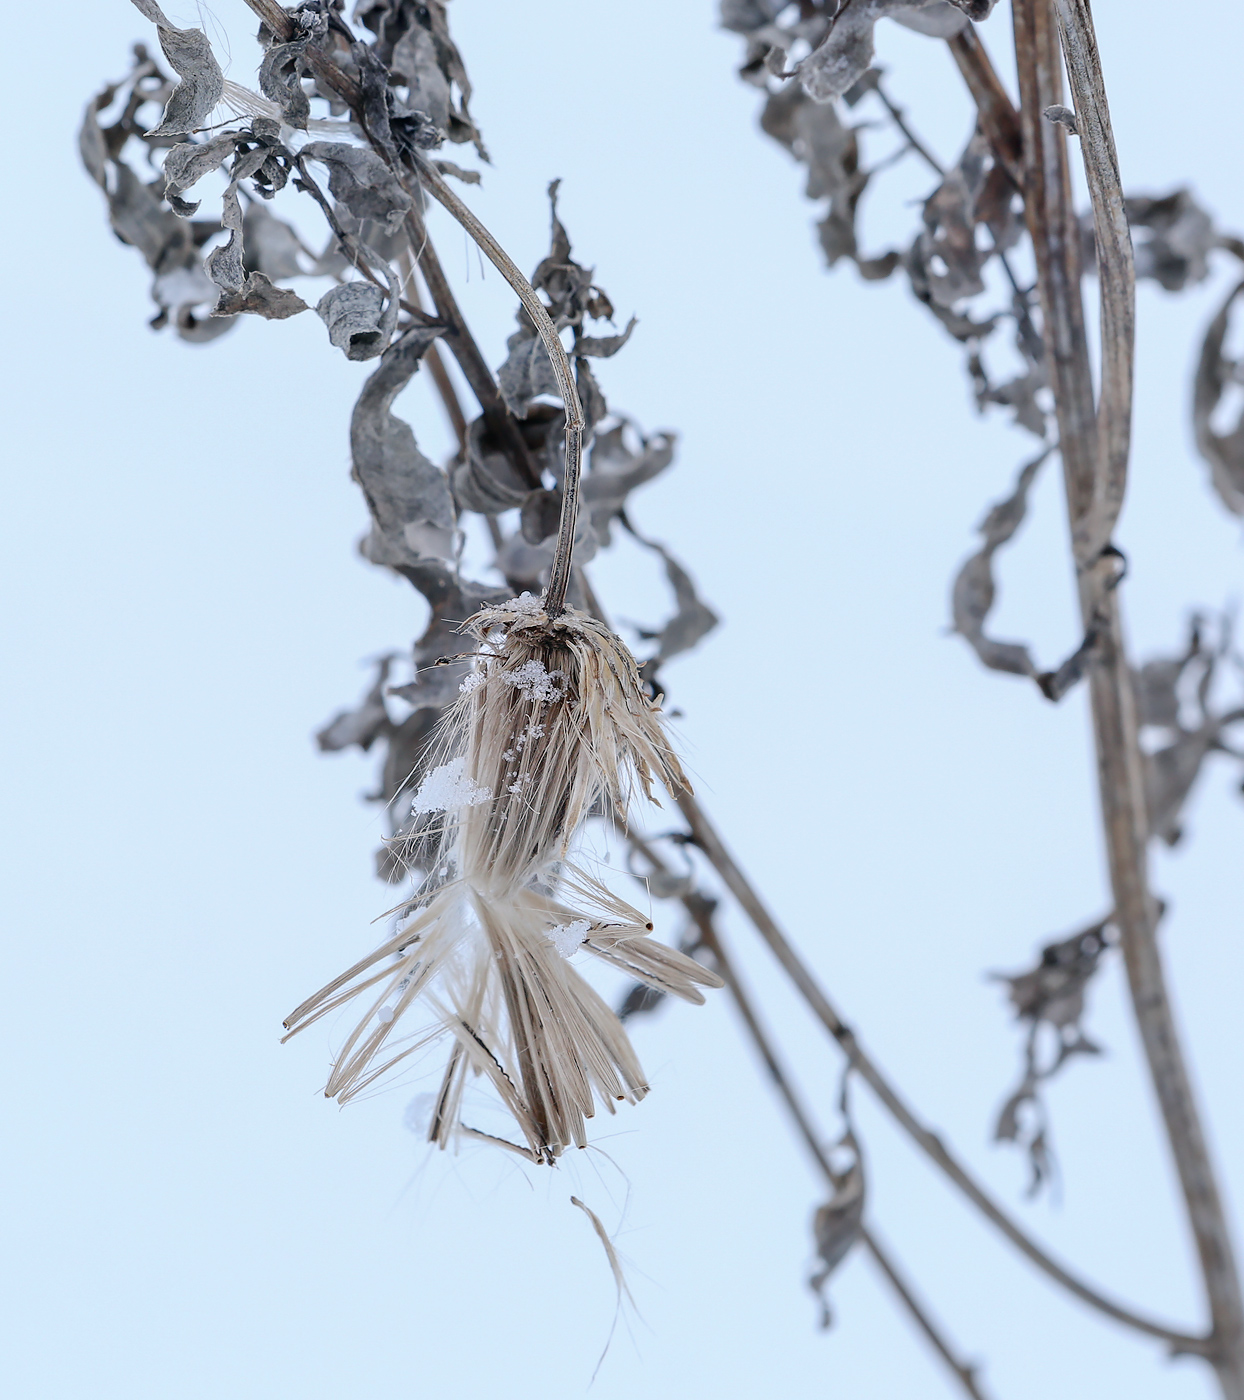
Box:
[626,832,993,1399]
[411,157,585,614]
[672,787,1209,1356]
[1054,0,1135,564]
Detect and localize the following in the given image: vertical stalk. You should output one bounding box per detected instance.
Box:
[1011,4,1244,1391]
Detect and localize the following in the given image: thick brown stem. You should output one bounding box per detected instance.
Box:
[1011,3,1244,1391]
[947,28,1024,188]
[673,788,1207,1354]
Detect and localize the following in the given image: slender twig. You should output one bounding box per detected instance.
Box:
[624,832,992,1400]
[872,79,944,177]
[1010,5,1244,1392]
[670,787,1208,1354]
[864,1228,990,1400]
[401,197,543,492]
[412,157,585,614]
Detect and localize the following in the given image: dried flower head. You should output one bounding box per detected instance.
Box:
[284,598,721,1162]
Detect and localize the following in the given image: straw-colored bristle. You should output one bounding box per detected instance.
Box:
[285,600,721,1161]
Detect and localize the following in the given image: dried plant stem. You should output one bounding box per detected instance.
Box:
[402,199,543,491]
[1053,0,1134,563]
[412,157,585,614]
[947,27,1024,188]
[682,888,994,1400]
[1009,4,1244,1390]
[672,787,1206,1353]
[863,1229,989,1400]
[621,825,990,1395]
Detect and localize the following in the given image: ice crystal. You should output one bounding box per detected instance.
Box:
[411,757,492,814]
[501,659,566,705]
[546,919,591,959]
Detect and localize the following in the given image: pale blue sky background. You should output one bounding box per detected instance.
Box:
[2,3,1243,1398]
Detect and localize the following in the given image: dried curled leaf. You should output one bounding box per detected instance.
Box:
[992,918,1112,1195]
[213,271,308,319]
[80,54,238,342]
[951,450,1047,678]
[316,656,397,753]
[951,450,1112,702]
[317,264,400,360]
[1133,614,1244,845]
[809,1130,865,1329]
[493,182,631,420]
[795,1,984,105]
[356,0,487,158]
[350,324,456,565]
[300,141,413,235]
[128,0,224,137]
[1127,189,1216,292]
[1193,279,1244,517]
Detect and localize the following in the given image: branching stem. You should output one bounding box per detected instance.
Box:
[671,787,1208,1355]
[625,830,992,1399]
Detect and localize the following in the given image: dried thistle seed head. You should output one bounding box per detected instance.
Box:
[439,598,689,894]
[284,598,720,1161]
[283,868,722,1160]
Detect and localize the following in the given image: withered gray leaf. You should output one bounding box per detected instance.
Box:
[992,917,1110,1195]
[316,656,396,753]
[575,356,608,434]
[1127,189,1216,292]
[108,162,188,268]
[452,416,535,514]
[583,424,676,547]
[79,84,116,189]
[358,0,487,157]
[213,271,308,319]
[911,128,991,309]
[574,317,637,360]
[162,133,239,216]
[1133,615,1244,843]
[205,181,245,291]
[388,566,509,708]
[627,528,719,665]
[890,1,970,37]
[433,159,480,185]
[129,0,224,138]
[317,277,397,361]
[1193,279,1244,516]
[300,141,413,235]
[243,202,307,280]
[809,1132,865,1330]
[951,450,1046,677]
[350,323,456,569]
[520,488,563,546]
[496,330,562,417]
[762,81,857,204]
[259,39,311,130]
[795,1,962,106]
[1146,729,1218,846]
